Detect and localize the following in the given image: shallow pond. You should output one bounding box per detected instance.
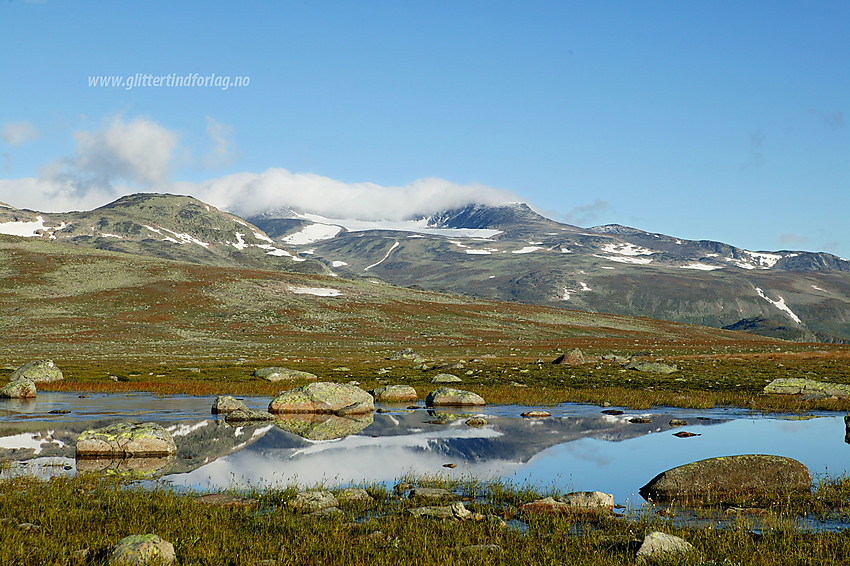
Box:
[1,392,849,513]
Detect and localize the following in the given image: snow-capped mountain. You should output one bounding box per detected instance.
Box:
[2,194,849,342]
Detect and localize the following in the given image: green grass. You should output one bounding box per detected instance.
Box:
[3,474,850,565]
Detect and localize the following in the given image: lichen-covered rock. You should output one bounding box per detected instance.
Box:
[0,378,36,399]
[211,395,248,414]
[636,531,693,563]
[76,422,177,458]
[431,373,462,383]
[268,382,374,414]
[288,490,339,513]
[109,533,175,565]
[10,359,63,383]
[253,367,318,382]
[640,454,811,501]
[369,384,418,403]
[521,410,551,418]
[75,455,176,478]
[338,487,374,504]
[275,412,373,440]
[425,387,485,407]
[765,378,850,399]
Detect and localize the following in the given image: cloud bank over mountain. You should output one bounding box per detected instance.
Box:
[0,115,519,220]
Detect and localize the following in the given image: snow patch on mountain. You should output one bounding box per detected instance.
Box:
[594,254,653,265]
[601,242,656,256]
[680,263,724,271]
[755,287,802,324]
[144,225,210,247]
[512,246,544,254]
[289,286,342,297]
[292,212,501,238]
[0,216,66,239]
[282,223,343,245]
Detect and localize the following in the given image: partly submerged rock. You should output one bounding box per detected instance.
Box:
[369,384,418,403]
[636,531,694,563]
[10,359,63,383]
[253,367,318,382]
[764,378,850,399]
[275,412,373,440]
[211,395,248,414]
[109,533,175,566]
[521,410,551,418]
[640,454,811,502]
[269,382,374,414]
[76,422,177,458]
[520,491,613,516]
[0,378,36,399]
[425,387,485,407]
[338,487,374,505]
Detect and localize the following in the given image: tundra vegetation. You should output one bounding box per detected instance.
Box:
[2,236,850,564]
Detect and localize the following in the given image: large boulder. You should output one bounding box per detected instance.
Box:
[253,367,318,382]
[0,378,36,399]
[425,387,485,407]
[765,378,850,399]
[109,534,175,565]
[268,382,374,414]
[370,385,418,403]
[76,422,177,458]
[640,455,811,502]
[10,360,63,383]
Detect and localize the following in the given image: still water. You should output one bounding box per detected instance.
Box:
[1,392,848,510]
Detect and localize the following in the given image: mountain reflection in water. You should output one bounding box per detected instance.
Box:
[1,393,849,507]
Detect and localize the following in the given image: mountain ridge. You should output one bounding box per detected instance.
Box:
[2,192,849,342]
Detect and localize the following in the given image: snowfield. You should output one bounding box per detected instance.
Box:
[755,287,802,324]
[282,223,343,245]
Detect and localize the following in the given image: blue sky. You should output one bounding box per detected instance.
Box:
[1,1,847,258]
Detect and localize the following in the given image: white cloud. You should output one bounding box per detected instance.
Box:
[2,122,39,146]
[67,115,178,186]
[564,199,611,226]
[0,115,520,218]
[182,169,519,220]
[203,115,236,167]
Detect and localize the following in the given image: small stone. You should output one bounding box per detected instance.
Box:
[253,367,318,382]
[629,416,653,424]
[673,431,700,438]
[601,409,624,415]
[443,463,457,469]
[465,417,488,427]
[369,384,418,403]
[669,419,688,427]
[521,410,551,418]
[338,487,374,504]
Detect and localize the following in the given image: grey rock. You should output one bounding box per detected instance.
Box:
[636,531,694,563]
[211,395,248,414]
[288,490,339,513]
[430,373,462,383]
[253,367,318,382]
[625,361,678,374]
[269,382,374,414]
[76,422,177,458]
[425,387,486,407]
[338,487,374,504]
[10,359,63,383]
[765,378,850,399]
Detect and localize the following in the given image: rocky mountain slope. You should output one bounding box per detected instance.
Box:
[2,194,848,342]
